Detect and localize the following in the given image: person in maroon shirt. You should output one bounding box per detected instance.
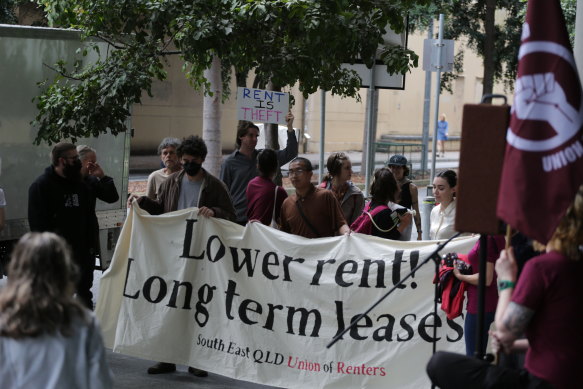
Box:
[454,235,504,356]
[246,149,288,226]
[427,185,583,389]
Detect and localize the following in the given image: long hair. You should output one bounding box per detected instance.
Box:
[370,167,399,204]
[257,148,278,178]
[550,185,583,261]
[0,232,86,339]
[323,152,349,183]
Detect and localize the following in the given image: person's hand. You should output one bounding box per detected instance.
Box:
[417,231,423,240]
[452,267,462,279]
[489,330,502,354]
[495,248,517,282]
[87,162,105,178]
[198,206,215,218]
[286,111,294,130]
[127,194,139,208]
[399,212,412,227]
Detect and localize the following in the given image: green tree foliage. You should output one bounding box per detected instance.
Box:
[32,0,428,144]
[409,0,577,95]
[0,0,18,23]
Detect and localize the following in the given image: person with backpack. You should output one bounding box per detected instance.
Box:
[351,168,412,240]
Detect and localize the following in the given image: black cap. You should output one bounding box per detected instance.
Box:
[388,154,408,166]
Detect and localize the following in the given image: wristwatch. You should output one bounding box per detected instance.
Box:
[497,279,516,291]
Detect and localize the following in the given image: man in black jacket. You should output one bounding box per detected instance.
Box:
[28,142,94,308]
[77,145,119,265]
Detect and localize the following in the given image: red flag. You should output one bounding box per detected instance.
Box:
[497,0,583,244]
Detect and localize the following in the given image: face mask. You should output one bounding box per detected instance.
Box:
[183,161,202,176]
[64,159,82,182]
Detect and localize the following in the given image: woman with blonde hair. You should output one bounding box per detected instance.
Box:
[0,232,113,388]
[320,152,364,225]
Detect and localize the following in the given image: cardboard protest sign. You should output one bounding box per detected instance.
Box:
[237,87,289,125]
[96,206,478,389]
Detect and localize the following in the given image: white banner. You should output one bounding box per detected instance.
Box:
[236,87,289,125]
[96,206,478,388]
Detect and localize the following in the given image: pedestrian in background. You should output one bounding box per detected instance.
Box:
[28,142,94,309]
[388,154,422,240]
[0,232,113,389]
[319,152,364,226]
[437,113,449,157]
[77,145,120,264]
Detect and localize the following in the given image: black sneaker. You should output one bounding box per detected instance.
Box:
[147,362,176,374]
[188,367,208,377]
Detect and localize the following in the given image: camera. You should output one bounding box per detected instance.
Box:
[442,252,457,267]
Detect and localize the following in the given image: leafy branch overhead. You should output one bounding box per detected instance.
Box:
[33,0,429,144]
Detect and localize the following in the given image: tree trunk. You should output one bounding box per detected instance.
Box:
[482,0,496,100]
[203,54,222,177]
[265,81,281,150]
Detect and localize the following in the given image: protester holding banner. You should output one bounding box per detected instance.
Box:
[246,148,288,226]
[280,157,349,238]
[352,167,411,240]
[220,112,297,225]
[430,170,460,240]
[0,232,113,388]
[388,154,422,240]
[453,235,504,356]
[135,135,235,222]
[427,185,583,389]
[319,152,364,226]
[131,135,234,376]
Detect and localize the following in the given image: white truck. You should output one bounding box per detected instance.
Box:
[0,24,130,273]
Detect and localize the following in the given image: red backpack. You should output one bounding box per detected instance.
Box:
[350,203,389,234]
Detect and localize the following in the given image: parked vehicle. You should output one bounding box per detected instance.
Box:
[0,24,130,273]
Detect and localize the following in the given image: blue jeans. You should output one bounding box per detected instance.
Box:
[464,311,495,357]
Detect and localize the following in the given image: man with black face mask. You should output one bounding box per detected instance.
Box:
[130,135,235,377]
[132,135,235,221]
[28,142,94,308]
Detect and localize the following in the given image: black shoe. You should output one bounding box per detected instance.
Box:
[147,362,176,374]
[188,367,208,377]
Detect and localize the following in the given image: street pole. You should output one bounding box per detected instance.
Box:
[429,14,445,181]
[319,89,326,183]
[364,63,377,197]
[421,19,433,177]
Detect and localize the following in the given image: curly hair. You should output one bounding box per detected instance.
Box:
[370,167,399,204]
[177,135,208,160]
[550,185,583,261]
[0,232,86,339]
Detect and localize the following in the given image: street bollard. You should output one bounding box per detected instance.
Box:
[421,193,436,241]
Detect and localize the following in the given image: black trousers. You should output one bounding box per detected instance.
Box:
[74,251,94,310]
[426,351,554,389]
